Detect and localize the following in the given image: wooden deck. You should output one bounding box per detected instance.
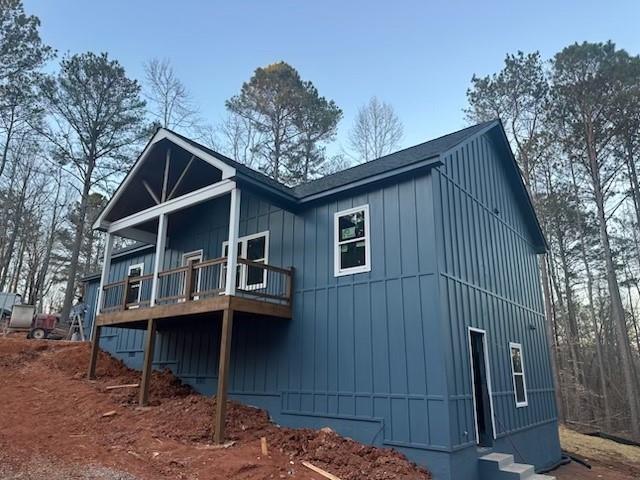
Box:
[95,256,293,328]
[95,293,292,328]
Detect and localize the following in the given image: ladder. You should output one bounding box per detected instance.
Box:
[66,309,86,341]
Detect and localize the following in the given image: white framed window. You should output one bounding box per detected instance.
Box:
[126,263,144,308]
[182,250,203,300]
[222,231,269,290]
[509,342,528,407]
[334,205,371,276]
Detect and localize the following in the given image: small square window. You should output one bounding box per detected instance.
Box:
[334,205,371,276]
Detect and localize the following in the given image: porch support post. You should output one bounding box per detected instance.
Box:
[96,232,114,317]
[213,307,234,443]
[139,318,157,406]
[87,325,102,379]
[225,188,241,296]
[150,213,167,307]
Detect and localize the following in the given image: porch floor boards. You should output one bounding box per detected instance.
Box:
[95,294,291,328]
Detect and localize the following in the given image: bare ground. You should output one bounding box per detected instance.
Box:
[554,426,640,480]
[0,337,429,480]
[1,337,638,480]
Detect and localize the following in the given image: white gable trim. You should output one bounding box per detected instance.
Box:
[93,128,236,230]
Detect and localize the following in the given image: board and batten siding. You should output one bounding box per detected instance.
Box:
[433,130,559,463]
[85,173,452,456]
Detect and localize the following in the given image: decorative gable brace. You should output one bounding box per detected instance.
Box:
[93,128,236,231]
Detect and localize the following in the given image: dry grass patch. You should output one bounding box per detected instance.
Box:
[559,426,640,466]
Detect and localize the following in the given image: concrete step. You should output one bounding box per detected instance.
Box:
[481,452,514,468]
[479,452,556,480]
[501,463,534,477]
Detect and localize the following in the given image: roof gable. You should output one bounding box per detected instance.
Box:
[94,129,236,229]
[438,121,546,252]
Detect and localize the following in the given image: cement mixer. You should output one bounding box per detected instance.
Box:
[3,304,84,340]
[3,304,59,339]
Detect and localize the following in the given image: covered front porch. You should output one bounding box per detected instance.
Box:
[87,129,293,444]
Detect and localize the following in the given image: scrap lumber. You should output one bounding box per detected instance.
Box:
[105,383,139,390]
[301,461,342,480]
[260,436,268,456]
[101,410,117,418]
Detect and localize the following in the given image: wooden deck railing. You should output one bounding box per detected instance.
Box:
[99,256,293,314]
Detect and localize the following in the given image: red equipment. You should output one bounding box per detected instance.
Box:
[29,313,60,339]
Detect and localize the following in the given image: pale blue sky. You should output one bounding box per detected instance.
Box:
[24,0,640,154]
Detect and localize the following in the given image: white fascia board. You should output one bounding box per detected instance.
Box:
[93,128,236,230]
[157,130,236,179]
[107,179,235,234]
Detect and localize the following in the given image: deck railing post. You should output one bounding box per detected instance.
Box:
[122,276,130,311]
[286,267,294,305]
[225,188,241,296]
[184,261,194,301]
[150,213,167,307]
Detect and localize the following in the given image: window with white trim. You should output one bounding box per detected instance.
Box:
[510,343,528,407]
[222,231,269,290]
[334,205,371,276]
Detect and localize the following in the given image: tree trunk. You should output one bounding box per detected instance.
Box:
[568,161,612,429]
[556,232,584,421]
[0,165,32,290]
[59,160,95,323]
[540,256,565,423]
[10,238,26,294]
[592,173,640,438]
[29,179,62,305]
[0,107,15,178]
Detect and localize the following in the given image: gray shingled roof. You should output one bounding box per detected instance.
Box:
[292,121,494,198]
[168,120,495,200]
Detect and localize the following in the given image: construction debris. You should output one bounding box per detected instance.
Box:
[101,410,117,418]
[105,383,139,390]
[260,436,268,456]
[302,460,342,480]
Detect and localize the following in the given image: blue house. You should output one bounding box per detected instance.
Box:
[83,120,561,480]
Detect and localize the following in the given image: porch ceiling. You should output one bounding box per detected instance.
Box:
[104,139,224,223]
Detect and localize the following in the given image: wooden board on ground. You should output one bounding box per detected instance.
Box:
[301,461,342,480]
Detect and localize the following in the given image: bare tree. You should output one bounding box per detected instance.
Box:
[218,113,263,169]
[348,96,403,162]
[40,52,147,323]
[144,58,199,131]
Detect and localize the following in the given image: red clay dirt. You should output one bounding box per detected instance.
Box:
[0,337,430,480]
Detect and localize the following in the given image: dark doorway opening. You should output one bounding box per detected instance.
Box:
[469,329,494,447]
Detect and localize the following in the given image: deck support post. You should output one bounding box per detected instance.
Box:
[139,318,157,406]
[225,188,241,296]
[87,325,102,379]
[150,213,167,307]
[213,307,234,443]
[88,232,113,379]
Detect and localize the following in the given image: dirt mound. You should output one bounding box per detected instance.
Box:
[0,337,430,480]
